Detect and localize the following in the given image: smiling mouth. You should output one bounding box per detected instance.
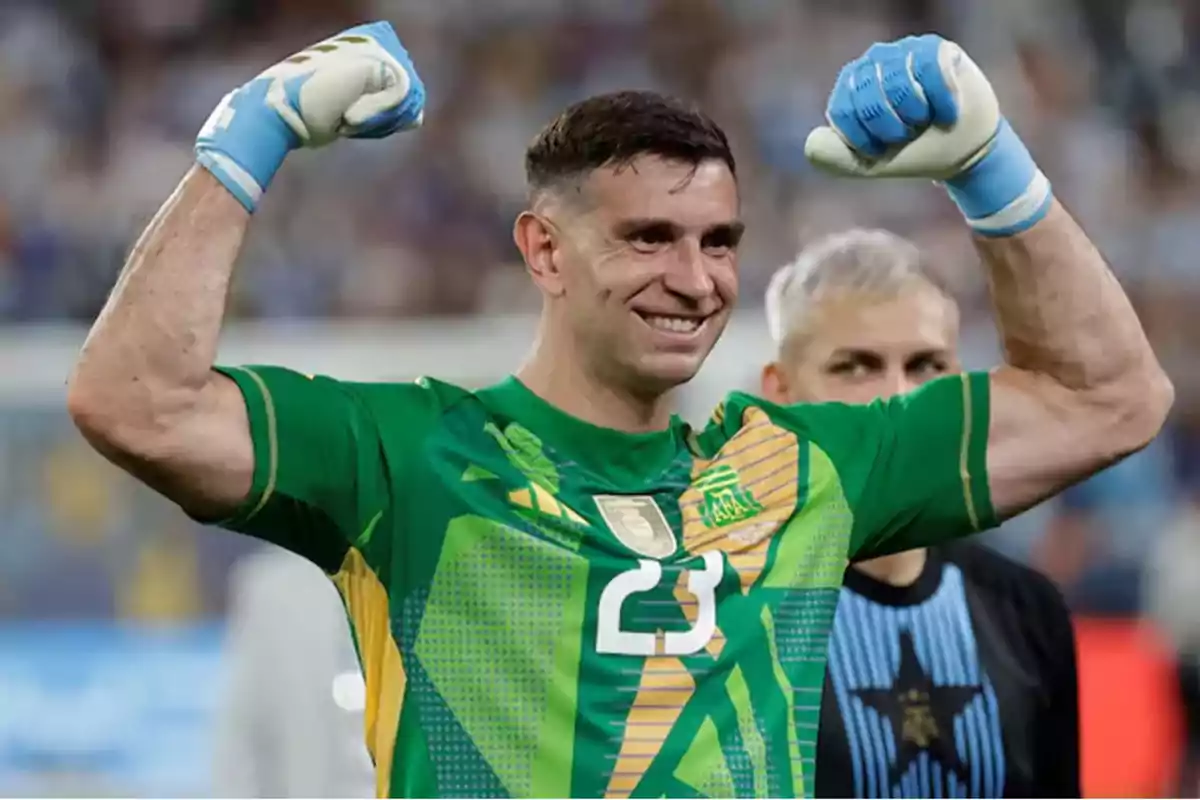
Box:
[636,312,708,337]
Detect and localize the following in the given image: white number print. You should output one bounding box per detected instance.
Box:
[596,551,724,656]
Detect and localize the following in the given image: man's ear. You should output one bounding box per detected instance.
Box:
[760,361,791,404]
[513,211,565,297]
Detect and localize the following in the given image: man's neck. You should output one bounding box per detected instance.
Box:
[517,343,675,434]
[852,548,929,587]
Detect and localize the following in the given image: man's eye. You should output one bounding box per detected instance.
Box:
[829,361,871,377]
[628,227,673,246]
[909,358,948,377]
[701,230,739,255]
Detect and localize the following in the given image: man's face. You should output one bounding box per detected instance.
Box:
[763,286,960,405]
[540,156,742,394]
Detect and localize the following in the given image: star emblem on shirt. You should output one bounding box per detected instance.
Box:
[851,629,983,787]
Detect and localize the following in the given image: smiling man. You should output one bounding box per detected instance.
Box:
[66,25,1169,798]
[512,95,742,429]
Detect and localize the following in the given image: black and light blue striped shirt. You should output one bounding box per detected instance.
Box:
[815,543,1079,798]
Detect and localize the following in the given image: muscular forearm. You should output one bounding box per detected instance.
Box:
[980,201,1165,394]
[801,35,1173,518]
[979,199,1173,488]
[70,167,247,431]
[66,23,423,521]
[67,167,259,518]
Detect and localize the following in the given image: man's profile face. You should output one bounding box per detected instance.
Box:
[764,285,960,406]
[553,155,742,393]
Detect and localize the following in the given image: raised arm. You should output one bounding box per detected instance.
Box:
[68,169,254,519]
[67,22,426,523]
[979,203,1170,517]
[806,35,1171,523]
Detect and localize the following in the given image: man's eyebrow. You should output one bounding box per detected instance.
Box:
[708,220,745,240]
[827,346,952,359]
[613,217,683,235]
[829,347,883,359]
[612,218,745,236]
[905,348,953,361]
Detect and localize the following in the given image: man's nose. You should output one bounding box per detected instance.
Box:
[663,240,716,299]
[883,368,918,399]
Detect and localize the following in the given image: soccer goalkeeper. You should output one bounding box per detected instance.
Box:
[68,24,1168,799]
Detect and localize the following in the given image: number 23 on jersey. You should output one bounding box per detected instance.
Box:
[596,551,725,657]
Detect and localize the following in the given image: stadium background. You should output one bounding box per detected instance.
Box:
[2,0,1199,795]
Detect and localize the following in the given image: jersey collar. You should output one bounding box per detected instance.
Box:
[843,549,945,607]
[478,377,688,485]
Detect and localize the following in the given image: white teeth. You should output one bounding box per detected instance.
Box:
[644,315,701,333]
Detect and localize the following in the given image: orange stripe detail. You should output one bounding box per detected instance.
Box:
[332,548,405,798]
[674,571,725,658]
[530,482,563,516]
[680,407,799,558]
[605,657,693,797]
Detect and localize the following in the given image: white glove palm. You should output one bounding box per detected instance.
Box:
[251,30,422,147]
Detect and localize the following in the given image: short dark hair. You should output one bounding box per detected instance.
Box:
[525,90,736,197]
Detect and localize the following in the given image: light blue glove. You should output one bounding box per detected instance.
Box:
[805,34,1052,237]
[195,21,425,213]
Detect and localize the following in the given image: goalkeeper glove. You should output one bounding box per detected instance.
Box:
[804,34,1052,237]
[195,21,425,213]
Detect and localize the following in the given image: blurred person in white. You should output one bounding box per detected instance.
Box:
[66,21,1169,798]
[761,229,1080,798]
[213,545,374,798]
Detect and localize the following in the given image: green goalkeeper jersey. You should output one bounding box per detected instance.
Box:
[212,367,995,799]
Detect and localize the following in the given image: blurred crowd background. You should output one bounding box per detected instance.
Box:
[3,0,1200,795]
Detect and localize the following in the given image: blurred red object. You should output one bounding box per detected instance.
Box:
[1076,617,1183,798]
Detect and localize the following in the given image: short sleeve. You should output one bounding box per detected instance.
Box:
[771,372,996,560]
[211,365,438,572]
